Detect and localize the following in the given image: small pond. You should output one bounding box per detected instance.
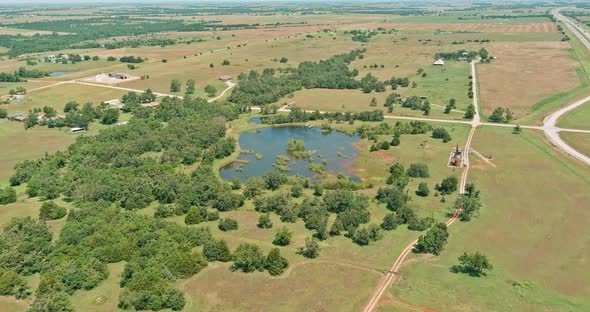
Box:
[49,71,68,77]
[220,126,361,182]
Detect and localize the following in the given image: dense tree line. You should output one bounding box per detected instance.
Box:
[230,49,392,106]
[0,67,48,82]
[0,18,253,56]
[261,106,384,125]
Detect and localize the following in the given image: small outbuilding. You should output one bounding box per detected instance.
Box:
[70,127,85,133]
[8,114,27,122]
[433,59,445,66]
[12,94,25,102]
[108,73,129,80]
[218,75,232,82]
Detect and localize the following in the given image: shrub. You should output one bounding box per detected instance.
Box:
[407,162,429,178]
[231,243,265,272]
[38,201,67,220]
[257,213,273,228]
[0,186,17,205]
[218,218,239,231]
[203,239,232,262]
[273,227,292,246]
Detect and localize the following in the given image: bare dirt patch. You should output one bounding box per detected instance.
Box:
[371,150,397,162]
[478,41,580,117]
[79,73,141,85]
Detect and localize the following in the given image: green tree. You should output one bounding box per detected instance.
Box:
[29,291,74,312]
[0,186,17,205]
[203,239,232,262]
[222,59,230,65]
[204,85,217,97]
[231,243,265,272]
[38,201,67,220]
[0,269,30,299]
[464,104,475,119]
[513,125,522,134]
[437,176,458,195]
[218,218,239,231]
[414,222,449,255]
[185,206,207,225]
[407,162,430,178]
[265,248,289,276]
[489,107,505,123]
[186,79,195,95]
[416,182,429,197]
[299,237,320,258]
[170,79,181,92]
[381,212,398,230]
[370,97,377,107]
[273,227,292,246]
[457,251,493,276]
[100,108,119,125]
[257,213,273,229]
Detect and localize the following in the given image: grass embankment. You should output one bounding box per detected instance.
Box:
[561,132,590,157]
[388,126,590,311]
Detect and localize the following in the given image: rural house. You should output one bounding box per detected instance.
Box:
[433,59,445,66]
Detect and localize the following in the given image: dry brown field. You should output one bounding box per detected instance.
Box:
[478,41,580,117]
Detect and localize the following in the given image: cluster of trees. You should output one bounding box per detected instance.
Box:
[366,120,438,152]
[230,49,383,105]
[0,186,16,205]
[489,107,514,123]
[231,243,289,276]
[348,29,377,42]
[228,69,301,105]
[455,183,482,221]
[444,98,456,114]
[414,222,449,255]
[11,96,239,205]
[262,106,384,125]
[25,101,121,130]
[401,96,431,115]
[119,56,145,63]
[3,92,250,308]
[432,127,452,143]
[0,186,17,204]
[434,49,479,61]
[0,67,48,82]
[436,176,459,195]
[39,201,67,220]
[122,90,157,111]
[0,18,251,56]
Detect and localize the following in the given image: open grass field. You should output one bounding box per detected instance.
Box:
[122,33,363,95]
[4,83,129,115]
[561,132,590,157]
[386,126,590,311]
[558,102,590,130]
[477,41,580,122]
[274,88,467,120]
[1,4,589,312]
[0,119,75,184]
